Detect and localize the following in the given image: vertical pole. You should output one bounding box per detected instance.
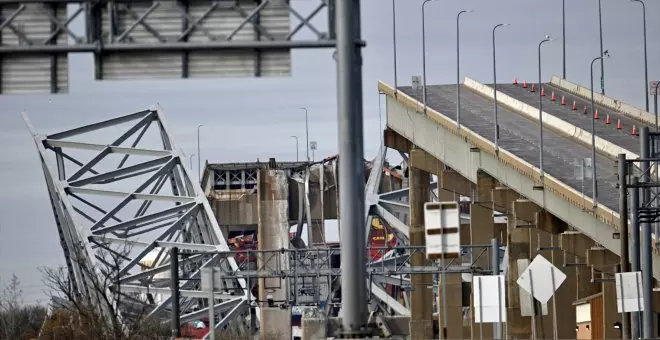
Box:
[654,92,658,131]
[630,176,641,338]
[197,124,203,183]
[638,0,649,112]
[590,57,599,208]
[529,269,538,340]
[550,266,558,340]
[618,153,631,339]
[304,107,310,162]
[170,247,181,338]
[392,0,397,91]
[640,127,653,338]
[492,24,502,151]
[562,0,566,79]
[208,268,215,340]
[336,0,368,334]
[538,38,549,179]
[598,0,605,94]
[491,238,502,339]
[421,0,429,113]
[456,11,461,128]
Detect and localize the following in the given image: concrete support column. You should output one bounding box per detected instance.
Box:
[547,234,577,340]
[438,273,464,339]
[602,268,621,339]
[257,169,292,340]
[507,202,532,339]
[408,149,434,339]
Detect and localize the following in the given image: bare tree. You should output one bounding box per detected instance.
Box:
[0,274,47,340]
[40,243,169,340]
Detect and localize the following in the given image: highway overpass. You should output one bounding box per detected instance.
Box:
[380,75,658,339]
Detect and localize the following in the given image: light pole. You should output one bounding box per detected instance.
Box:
[290,136,299,162]
[590,51,609,209]
[631,0,649,112]
[654,82,659,130]
[492,23,509,151]
[196,124,204,183]
[392,0,398,91]
[300,107,309,162]
[189,153,195,172]
[538,35,552,182]
[421,0,435,113]
[456,9,472,128]
[598,0,605,94]
[562,0,566,78]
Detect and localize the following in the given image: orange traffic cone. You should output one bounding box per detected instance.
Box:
[561,96,566,105]
[617,119,622,129]
[632,125,638,136]
[572,100,577,111]
[551,91,556,101]
[514,78,518,86]
[594,109,600,119]
[605,114,611,124]
[541,87,546,96]
[583,106,588,114]
[531,84,536,92]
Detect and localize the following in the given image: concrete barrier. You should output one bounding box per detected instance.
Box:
[550,76,656,126]
[464,77,639,162]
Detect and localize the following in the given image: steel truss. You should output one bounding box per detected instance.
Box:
[171,245,496,310]
[25,106,492,333]
[24,106,254,334]
[0,0,338,55]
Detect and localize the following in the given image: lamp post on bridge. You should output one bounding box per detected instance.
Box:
[420,0,436,113]
[456,9,472,129]
[597,0,605,94]
[561,0,566,79]
[537,35,551,186]
[590,51,609,209]
[492,23,509,151]
[197,124,204,183]
[290,136,299,162]
[631,0,649,112]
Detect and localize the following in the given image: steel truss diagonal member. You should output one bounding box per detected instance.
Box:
[24,105,255,338]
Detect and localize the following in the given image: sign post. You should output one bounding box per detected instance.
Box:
[650,81,659,130]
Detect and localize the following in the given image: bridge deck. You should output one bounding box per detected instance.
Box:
[497,82,651,155]
[399,85,619,212]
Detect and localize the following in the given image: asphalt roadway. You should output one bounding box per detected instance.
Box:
[496,82,654,155]
[398,84,619,212]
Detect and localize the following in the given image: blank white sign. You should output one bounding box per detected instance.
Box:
[615,272,644,313]
[473,275,506,323]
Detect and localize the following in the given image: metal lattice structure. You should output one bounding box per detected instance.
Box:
[24,106,254,334]
[0,0,339,93]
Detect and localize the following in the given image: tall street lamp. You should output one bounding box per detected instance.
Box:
[421,0,435,113]
[590,51,609,209]
[392,0,398,91]
[189,153,195,172]
[300,107,310,162]
[197,124,204,183]
[561,0,566,78]
[290,136,299,162]
[598,0,605,94]
[456,9,472,128]
[492,23,509,151]
[537,35,552,184]
[631,0,649,112]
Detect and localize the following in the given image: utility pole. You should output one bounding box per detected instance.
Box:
[170,247,181,338]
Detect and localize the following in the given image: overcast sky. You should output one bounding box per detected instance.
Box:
[0,0,658,303]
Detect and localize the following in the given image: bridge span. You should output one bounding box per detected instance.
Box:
[381,75,659,339]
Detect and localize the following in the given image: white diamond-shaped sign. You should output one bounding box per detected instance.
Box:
[516,254,566,304]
